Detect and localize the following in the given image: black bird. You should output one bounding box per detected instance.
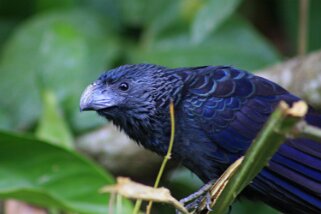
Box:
[80,64,321,213]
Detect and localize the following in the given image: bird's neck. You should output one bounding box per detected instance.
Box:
[112,71,185,156]
[109,108,170,155]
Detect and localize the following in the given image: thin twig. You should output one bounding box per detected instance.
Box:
[133,200,142,214]
[102,177,190,214]
[116,194,122,214]
[295,121,321,143]
[146,101,176,214]
[108,192,115,214]
[298,0,309,56]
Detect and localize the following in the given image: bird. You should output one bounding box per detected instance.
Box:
[80,64,321,214]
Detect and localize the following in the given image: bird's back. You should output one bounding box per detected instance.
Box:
[173,66,321,213]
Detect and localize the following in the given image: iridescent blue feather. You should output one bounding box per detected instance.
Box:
[177,66,321,213]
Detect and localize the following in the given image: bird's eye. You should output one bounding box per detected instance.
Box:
[119,82,129,91]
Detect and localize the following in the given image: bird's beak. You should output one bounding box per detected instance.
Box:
[80,83,115,111]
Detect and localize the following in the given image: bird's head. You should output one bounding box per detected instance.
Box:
[80,64,182,142]
[80,64,165,118]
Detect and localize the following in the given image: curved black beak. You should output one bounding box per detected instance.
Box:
[80,83,115,112]
[80,84,96,111]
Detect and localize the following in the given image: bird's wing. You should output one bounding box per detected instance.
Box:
[179,66,291,155]
[178,66,321,212]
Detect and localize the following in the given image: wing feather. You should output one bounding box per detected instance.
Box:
[178,66,321,212]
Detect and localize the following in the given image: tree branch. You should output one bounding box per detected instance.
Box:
[76,124,163,179]
[295,121,321,143]
[258,51,321,107]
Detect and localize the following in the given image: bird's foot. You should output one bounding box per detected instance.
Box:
[176,180,215,214]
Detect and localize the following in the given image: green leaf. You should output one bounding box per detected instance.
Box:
[0,131,133,214]
[142,0,202,45]
[35,0,122,28]
[119,0,147,26]
[0,9,119,131]
[142,1,182,45]
[36,90,73,149]
[130,16,280,71]
[0,108,12,130]
[231,200,279,214]
[119,0,181,28]
[191,0,242,43]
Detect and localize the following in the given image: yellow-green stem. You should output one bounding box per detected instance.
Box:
[146,102,176,214]
[133,199,142,214]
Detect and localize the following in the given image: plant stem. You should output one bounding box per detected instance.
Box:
[116,194,122,214]
[133,200,142,214]
[296,121,321,143]
[146,101,176,214]
[298,0,309,56]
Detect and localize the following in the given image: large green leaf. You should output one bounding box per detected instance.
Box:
[0,131,132,213]
[130,16,280,71]
[36,90,74,149]
[142,0,241,45]
[0,9,119,131]
[191,0,242,43]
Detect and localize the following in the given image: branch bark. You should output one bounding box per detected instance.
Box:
[76,124,163,179]
[258,50,321,107]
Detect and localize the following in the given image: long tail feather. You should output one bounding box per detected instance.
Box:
[247,112,321,213]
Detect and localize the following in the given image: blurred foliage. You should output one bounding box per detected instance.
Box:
[0,9,118,131]
[0,131,132,213]
[0,0,296,133]
[131,16,280,69]
[36,90,74,149]
[278,0,321,53]
[191,0,241,42]
[0,0,319,213]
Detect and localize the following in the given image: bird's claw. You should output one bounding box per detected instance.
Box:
[176,192,212,214]
[205,192,213,211]
[176,180,215,213]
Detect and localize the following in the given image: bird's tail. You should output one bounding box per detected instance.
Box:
[248,111,321,214]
